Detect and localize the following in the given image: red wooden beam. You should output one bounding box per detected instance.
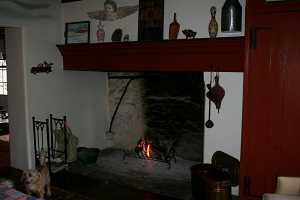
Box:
[57,37,245,72]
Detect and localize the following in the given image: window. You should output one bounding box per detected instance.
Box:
[0,60,7,95]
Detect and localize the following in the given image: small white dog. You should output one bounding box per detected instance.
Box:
[21,151,51,198]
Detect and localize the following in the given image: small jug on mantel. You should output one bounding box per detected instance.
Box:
[208,6,218,38]
[169,13,180,40]
[221,0,242,32]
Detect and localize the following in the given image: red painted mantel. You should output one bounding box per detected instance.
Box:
[57,37,244,72]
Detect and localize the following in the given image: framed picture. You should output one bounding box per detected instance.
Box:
[138,0,164,41]
[65,21,90,44]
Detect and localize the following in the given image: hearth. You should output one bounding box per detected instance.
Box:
[123,137,176,168]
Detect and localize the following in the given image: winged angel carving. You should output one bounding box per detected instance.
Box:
[87,0,138,42]
[87,0,138,21]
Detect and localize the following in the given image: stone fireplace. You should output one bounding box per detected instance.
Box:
[107,72,205,163]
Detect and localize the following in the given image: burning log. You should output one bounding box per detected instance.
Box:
[135,137,153,159]
[134,137,176,168]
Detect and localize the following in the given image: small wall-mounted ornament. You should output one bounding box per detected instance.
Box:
[182,29,197,39]
[208,6,218,38]
[31,61,53,75]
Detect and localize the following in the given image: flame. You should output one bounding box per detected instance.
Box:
[137,137,152,159]
[146,144,151,158]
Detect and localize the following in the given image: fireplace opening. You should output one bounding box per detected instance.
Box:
[106,72,205,162]
[71,72,205,199]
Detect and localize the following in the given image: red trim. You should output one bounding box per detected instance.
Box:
[57,37,245,72]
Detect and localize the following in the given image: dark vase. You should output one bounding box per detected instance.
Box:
[221,0,242,32]
[111,29,123,42]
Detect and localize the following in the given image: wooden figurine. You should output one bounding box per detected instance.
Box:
[209,6,218,38]
[96,21,105,42]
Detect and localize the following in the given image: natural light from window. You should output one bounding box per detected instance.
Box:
[0,59,7,95]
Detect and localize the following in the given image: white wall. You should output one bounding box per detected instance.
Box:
[63,71,108,149]
[6,27,30,169]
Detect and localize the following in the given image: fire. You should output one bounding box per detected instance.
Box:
[146,144,151,158]
[136,137,152,159]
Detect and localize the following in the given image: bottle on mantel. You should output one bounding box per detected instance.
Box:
[169,13,180,40]
[208,6,218,38]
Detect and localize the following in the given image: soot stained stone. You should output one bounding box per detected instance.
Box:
[143,72,205,161]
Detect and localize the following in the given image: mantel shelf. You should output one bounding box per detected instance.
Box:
[57,37,245,72]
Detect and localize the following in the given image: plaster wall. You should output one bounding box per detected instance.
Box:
[63,71,108,149]
[6,27,29,169]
